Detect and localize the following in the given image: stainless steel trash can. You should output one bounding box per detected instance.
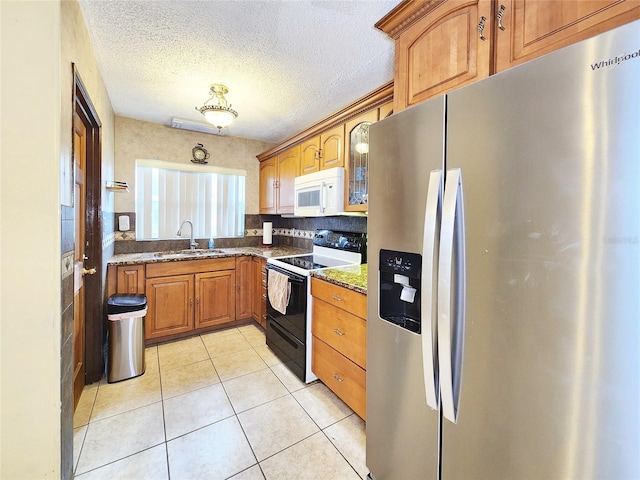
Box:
[107,294,147,383]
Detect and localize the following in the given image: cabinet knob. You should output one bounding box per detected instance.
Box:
[333,328,345,336]
[332,373,344,383]
[331,295,343,302]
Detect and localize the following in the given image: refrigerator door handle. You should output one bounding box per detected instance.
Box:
[421,169,442,410]
[438,168,466,424]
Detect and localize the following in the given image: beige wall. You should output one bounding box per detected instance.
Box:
[114,117,273,215]
[62,0,116,217]
[0,0,115,477]
[1,2,63,477]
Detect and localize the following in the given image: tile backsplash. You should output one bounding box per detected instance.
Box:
[112,213,367,255]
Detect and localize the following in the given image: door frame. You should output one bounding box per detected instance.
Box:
[72,64,104,384]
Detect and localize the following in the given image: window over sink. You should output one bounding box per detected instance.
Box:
[135,159,246,240]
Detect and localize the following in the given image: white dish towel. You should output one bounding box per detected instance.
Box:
[268,269,291,315]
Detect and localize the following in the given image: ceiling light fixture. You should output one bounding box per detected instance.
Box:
[196,84,238,129]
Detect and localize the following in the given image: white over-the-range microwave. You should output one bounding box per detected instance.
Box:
[293,167,345,217]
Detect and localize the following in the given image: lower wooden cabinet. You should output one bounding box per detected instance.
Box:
[235,257,253,320]
[195,270,236,329]
[311,277,367,419]
[144,257,236,341]
[116,265,145,294]
[252,257,267,328]
[313,337,366,419]
[109,255,266,343]
[145,274,194,339]
[313,297,366,369]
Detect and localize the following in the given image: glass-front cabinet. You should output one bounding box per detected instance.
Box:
[345,109,378,212]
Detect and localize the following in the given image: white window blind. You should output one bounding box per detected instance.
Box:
[135,159,246,240]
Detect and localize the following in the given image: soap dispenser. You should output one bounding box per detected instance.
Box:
[208,237,215,249]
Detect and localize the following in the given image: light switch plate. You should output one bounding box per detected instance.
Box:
[118,215,130,231]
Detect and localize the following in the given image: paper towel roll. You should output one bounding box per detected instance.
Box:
[263,222,273,245]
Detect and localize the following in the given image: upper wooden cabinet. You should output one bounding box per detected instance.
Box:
[344,109,379,212]
[293,125,347,175]
[259,158,277,214]
[377,0,640,112]
[494,0,640,72]
[257,82,393,212]
[379,101,393,120]
[257,82,393,214]
[320,124,345,170]
[300,136,321,174]
[379,0,493,112]
[276,146,300,214]
[259,146,300,215]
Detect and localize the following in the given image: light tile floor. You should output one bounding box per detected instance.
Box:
[73,323,367,479]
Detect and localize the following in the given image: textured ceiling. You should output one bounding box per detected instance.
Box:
[78,0,398,144]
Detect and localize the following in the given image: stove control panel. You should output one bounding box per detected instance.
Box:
[313,229,366,256]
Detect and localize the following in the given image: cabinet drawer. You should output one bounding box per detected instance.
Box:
[312,337,366,420]
[311,278,366,318]
[312,298,366,369]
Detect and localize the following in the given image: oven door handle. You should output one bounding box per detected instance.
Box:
[266,263,307,284]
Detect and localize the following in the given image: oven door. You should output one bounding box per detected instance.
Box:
[265,263,308,381]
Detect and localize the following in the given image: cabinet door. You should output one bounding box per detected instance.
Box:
[252,257,267,328]
[276,145,300,214]
[116,265,145,294]
[300,136,320,174]
[259,157,277,214]
[495,0,640,73]
[235,257,253,320]
[344,109,378,212]
[195,270,236,329]
[394,0,492,112]
[320,124,345,169]
[145,274,194,339]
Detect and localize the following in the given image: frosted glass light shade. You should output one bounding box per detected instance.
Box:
[196,84,238,129]
[203,108,236,128]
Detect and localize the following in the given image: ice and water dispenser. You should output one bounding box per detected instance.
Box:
[379,249,422,333]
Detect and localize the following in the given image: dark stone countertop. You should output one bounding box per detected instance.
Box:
[310,264,368,295]
[107,246,310,266]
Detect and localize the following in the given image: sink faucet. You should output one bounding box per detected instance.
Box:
[177,220,198,250]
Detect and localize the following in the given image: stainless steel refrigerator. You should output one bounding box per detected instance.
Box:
[367,20,639,480]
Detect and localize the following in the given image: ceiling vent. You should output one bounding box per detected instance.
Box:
[170,117,225,135]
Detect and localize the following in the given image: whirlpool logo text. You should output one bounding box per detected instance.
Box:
[590,48,640,70]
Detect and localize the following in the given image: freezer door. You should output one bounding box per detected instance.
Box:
[442,21,640,479]
[367,96,445,480]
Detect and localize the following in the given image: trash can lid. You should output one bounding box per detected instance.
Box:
[107,294,147,314]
